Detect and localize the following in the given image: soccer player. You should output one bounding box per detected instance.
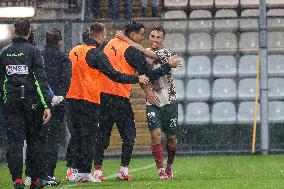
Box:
[93,20,181,181]
[0,18,53,189]
[116,26,179,180]
[66,22,149,183]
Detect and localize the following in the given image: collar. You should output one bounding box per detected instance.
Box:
[84,38,100,47]
[12,36,28,43]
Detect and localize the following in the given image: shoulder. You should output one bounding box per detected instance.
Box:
[155,48,172,63]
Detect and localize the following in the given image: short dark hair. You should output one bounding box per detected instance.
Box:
[45,28,62,45]
[89,22,105,38]
[150,26,166,37]
[125,20,144,36]
[14,18,31,36]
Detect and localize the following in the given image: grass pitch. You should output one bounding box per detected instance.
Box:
[1,155,284,189]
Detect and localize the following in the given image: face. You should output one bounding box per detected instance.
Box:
[130,28,145,44]
[149,30,164,51]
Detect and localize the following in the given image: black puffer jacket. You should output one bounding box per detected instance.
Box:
[42,44,71,97]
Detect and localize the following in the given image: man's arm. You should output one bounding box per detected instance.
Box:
[58,54,72,97]
[86,48,148,84]
[124,47,172,81]
[32,48,52,108]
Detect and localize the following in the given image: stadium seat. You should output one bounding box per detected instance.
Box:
[267,0,284,8]
[188,32,212,54]
[269,101,284,123]
[172,57,186,78]
[213,32,237,53]
[186,79,210,101]
[238,55,258,77]
[267,8,284,16]
[164,33,186,53]
[240,9,258,31]
[238,78,257,100]
[185,102,210,124]
[189,10,213,32]
[212,102,236,124]
[239,32,259,53]
[213,55,237,77]
[178,103,184,125]
[268,78,284,100]
[212,79,237,101]
[237,101,260,124]
[214,10,238,31]
[174,79,185,101]
[268,54,284,77]
[240,0,259,8]
[163,10,187,30]
[190,0,214,9]
[164,0,188,8]
[187,56,211,78]
[268,32,284,53]
[215,0,239,8]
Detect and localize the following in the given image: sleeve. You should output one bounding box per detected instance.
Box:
[124,47,172,81]
[57,54,72,97]
[86,48,139,84]
[32,48,52,109]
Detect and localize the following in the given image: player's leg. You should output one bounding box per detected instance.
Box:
[161,102,178,179]
[146,105,168,179]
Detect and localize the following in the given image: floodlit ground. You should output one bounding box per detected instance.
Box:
[1,155,284,189]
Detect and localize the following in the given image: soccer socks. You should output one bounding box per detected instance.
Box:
[119,165,129,175]
[166,144,176,166]
[151,144,164,169]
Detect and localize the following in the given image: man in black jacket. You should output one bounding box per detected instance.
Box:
[0,18,52,189]
[41,28,71,186]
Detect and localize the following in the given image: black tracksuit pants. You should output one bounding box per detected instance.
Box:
[68,99,100,173]
[4,94,46,181]
[94,93,136,167]
[25,105,65,178]
[65,104,77,168]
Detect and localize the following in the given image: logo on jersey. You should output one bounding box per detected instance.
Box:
[6,65,29,75]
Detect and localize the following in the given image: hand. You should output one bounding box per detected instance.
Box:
[43,108,51,124]
[138,75,149,85]
[115,30,127,41]
[51,96,64,106]
[168,55,182,68]
[145,88,159,106]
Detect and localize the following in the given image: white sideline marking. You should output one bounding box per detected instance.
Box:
[57,161,164,189]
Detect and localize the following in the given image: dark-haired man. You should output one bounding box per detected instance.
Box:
[0,18,53,189]
[66,22,149,183]
[93,20,181,181]
[41,28,71,186]
[143,27,178,180]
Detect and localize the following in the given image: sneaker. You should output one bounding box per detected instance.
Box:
[165,166,174,179]
[76,173,101,183]
[14,178,25,189]
[66,168,78,182]
[46,176,60,186]
[93,170,105,182]
[24,176,31,186]
[30,178,46,189]
[158,168,169,180]
[116,171,131,181]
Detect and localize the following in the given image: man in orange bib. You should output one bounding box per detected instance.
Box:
[93,20,181,181]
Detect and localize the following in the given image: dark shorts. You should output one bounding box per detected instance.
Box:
[146,102,178,135]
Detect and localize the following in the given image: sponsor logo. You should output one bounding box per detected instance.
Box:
[6,65,29,75]
[6,52,24,57]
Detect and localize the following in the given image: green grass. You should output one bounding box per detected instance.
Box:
[1,155,284,189]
